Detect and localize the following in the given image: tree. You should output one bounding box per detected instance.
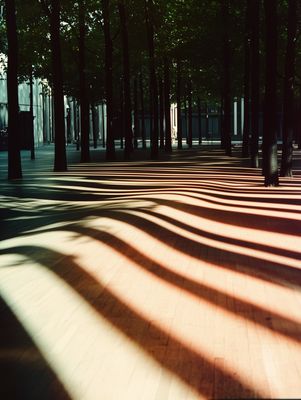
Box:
[5,0,22,179]
[42,0,67,172]
[164,57,172,152]
[102,0,115,160]
[79,0,90,162]
[145,0,158,159]
[118,0,132,159]
[250,0,260,167]
[263,0,279,186]
[280,0,297,177]
[176,59,182,149]
[221,0,231,156]
[242,0,251,158]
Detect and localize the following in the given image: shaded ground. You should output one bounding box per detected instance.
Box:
[1,144,301,399]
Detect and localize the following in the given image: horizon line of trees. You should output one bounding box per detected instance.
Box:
[2,0,301,186]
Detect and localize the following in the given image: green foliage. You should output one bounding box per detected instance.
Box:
[1,0,300,105]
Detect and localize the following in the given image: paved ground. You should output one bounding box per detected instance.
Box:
[1,144,301,399]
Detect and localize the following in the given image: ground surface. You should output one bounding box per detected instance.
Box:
[1,144,301,399]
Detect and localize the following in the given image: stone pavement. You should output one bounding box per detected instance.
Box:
[1,144,301,399]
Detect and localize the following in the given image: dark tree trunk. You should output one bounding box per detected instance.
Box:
[176,60,182,149]
[50,0,67,171]
[118,0,132,159]
[133,76,139,149]
[29,70,35,160]
[205,103,209,140]
[280,0,297,177]
[197,97,202,145]
[73,99,78,148]
[145,0,158,159]
[187,78,192,148]
[250,0,260,167]
[159,76,164,149]
[184,96,188,144]
[263,0,279,186]
[79,0,90,162]
[91,103,98,148]
[296,97,301,149]
[5,0,22,179]
[242,0,251,158]
[139,74,146,149]
[221,0,231,156]
[164,58,172,152]
[101,102,106,148]
[119,80,124,149]
[102,0,115,160]
[220,95,225,147]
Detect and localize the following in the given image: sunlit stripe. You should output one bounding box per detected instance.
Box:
[0,254,201,400]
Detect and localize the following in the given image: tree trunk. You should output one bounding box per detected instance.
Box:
[133,76,139,149]
[50,0,67,171]
[164,58,172,152]
[139,73,146,149]
[187,78,192,148]
[184,98,188,144]
[176,60,182,149]
[91,103,98,148]
[205,102,209,140]
[5,0,22,179]
[159,76,164,149]
[118,0,132,159]
[242,0,251,158]
[221,0,231,156]
[29,70,35,160]
[101,102,106,148]
[263,0,279,186]
[145,0,158,159]
[197,97,202,145]
[280,0,297,177]
[250,0,260,167]
[102,0,115,160]
[79,0,90,162]
[119,80,124,149]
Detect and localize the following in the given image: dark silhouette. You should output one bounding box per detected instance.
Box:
[5,0,22,180]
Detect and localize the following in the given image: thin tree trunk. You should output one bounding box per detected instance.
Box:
[159,76,164,149]
[250,0,260,167]
[176,60,182,149]
[164,58,172,152]
[145,0,158,159]
[79,0,90,162]
[139,73,146,149]
[120,80,124,149]
[197,96,202,145]
[118,0,132,159]
[263,0,279,186]
[29,70,35,160]
[133,76,139,149]
[187,78,192,148]
[184,98,188,144]
[5,0,22,179]
[280,0,297,177]
[205,102,209,140]
[101,102,106,148]
[102,0,115,160]
[91,103,97,148]
[50,0,67,171]
[242,0,251,157]
[221,0,231,156]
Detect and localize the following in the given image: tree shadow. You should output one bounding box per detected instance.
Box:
[0,296,71,400]
[1,246,265,399]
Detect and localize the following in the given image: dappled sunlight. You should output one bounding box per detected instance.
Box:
[1,148,301,399]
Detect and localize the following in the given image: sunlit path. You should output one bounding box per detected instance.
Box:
[1,146,301,399]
